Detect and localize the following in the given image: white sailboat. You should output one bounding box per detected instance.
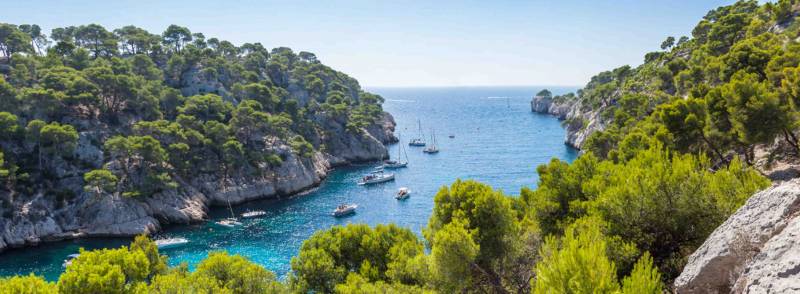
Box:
[358,170,395,185]
[423,129,440,154]
[408,120,426,146]
[384,136,409,168]
[215,195,242,227]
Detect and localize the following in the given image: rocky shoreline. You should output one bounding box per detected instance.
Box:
[0,113,397,253]
[530,94,604,149]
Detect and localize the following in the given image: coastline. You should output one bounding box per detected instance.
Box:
[0,113,397,254]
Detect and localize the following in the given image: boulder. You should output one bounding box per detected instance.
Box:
[674,179,800,293]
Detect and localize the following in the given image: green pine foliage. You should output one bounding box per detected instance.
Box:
[0,22,385,200]
[1,1,795,292]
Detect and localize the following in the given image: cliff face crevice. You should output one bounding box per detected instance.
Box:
[0,113,396,253]
[674,179,800,293]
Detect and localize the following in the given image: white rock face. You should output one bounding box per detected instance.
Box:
[530,95,600,149]
[733,215,800,293]
[674,180,800,293]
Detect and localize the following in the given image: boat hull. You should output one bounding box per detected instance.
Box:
[383,162,408,169]
[358,174,395,185]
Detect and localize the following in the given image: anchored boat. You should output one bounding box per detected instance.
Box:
[155,237,189,249]
[62,253,80,268]
[358,170,395,185]
[408,120,426,146]
[384,136,409,168]
[333,204,358,217]
[423,129,440,154]
[396,187,411,200]
[215,217,242,228]
[242,210,267,218]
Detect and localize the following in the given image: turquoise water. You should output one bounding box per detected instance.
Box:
[0,86,578,281]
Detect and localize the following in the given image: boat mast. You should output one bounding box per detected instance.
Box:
[418,119,424,140]
[226,196,235,219]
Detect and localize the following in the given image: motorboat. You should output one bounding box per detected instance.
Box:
[358,170,395,185]
[333,204,357,217]
[62,253,80,268]
[241,210,267,218]
[155,237,189,249]
[215,217,242,228]
[448,134,455,139]
[396,187,411,200]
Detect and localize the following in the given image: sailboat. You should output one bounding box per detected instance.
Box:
[384,136,409,168]
[408,120,426,146]
[423,129,440,154]
[215,195,242,228]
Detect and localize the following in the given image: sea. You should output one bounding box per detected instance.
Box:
[0,86,579,281]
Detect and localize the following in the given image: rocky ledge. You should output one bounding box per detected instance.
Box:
[674,179,800,293]
[531,95,603,149]
[0,113,397,253]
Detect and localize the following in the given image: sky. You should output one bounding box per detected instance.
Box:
[3,0,740,87]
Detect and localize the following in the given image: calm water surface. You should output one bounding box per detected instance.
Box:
[0,86,578,280]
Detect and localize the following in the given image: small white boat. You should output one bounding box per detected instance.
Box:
[215,217,242,228]
[62,253,80,268]
[241,210,267,218]
[396,187,411,200]
[358,170,395,185]
[155,237,189,249]
[333,204,357,217]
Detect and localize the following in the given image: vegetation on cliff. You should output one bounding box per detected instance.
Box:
[554,0,800,168]
[1,0,797,293]
[0,23,385,209]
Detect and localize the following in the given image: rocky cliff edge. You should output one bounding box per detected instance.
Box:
[0,113,397,253]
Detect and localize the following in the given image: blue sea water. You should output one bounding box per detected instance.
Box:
[0,86,578,281]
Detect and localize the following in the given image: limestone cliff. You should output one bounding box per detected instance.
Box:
[674,179,800,293]
[0,113,396,253]
[531,94,605,149]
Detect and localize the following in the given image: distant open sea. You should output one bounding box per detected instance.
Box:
[0,86,579,280]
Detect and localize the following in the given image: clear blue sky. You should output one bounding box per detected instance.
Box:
[4,0,740,87]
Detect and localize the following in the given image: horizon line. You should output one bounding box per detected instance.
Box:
[364,84,583,89]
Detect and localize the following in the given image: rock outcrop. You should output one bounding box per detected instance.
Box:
[531,95,602,149]
[674,179,800,293]
[0,113,396,253]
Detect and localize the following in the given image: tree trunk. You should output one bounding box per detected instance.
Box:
[701,134,727,165]
[783,128,799,153]
[471,263,509,294]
